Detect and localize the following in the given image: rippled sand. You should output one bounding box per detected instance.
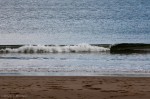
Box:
[0,76,150,99]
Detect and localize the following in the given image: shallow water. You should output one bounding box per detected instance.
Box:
[0,53,150,76]
[0,0,150,76]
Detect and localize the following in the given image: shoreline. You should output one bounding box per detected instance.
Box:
[0,76,150,99]
[1,72,150,77]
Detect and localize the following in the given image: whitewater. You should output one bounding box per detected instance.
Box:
[0,44,109,53]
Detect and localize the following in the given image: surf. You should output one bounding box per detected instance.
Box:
[0,43,150,54]
[0,43,110,53]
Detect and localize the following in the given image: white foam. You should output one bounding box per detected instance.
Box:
[0,43,110,53]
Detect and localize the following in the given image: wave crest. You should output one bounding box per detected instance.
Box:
[0,44,110,53]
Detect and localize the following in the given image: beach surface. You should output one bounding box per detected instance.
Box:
[0,76,150,99]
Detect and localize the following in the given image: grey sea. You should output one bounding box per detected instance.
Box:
[0,0,150,76]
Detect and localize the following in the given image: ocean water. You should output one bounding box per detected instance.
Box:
[0,0,150,76]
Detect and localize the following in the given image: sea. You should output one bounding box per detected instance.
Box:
[0,0,150,76]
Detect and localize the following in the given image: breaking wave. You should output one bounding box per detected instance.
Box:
[0,44,110,53]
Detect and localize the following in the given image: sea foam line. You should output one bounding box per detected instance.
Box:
[0,44,110,53]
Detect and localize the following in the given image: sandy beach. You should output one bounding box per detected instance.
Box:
[0,76,150,99]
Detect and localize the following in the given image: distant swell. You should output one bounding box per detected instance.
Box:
[0,44,110,53]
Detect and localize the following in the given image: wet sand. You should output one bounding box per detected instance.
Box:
[0,76,150,99]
